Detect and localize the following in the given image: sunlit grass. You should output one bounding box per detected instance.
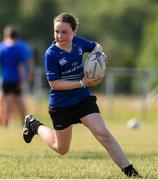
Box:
[0,95,158,178]
[0,122,158,178]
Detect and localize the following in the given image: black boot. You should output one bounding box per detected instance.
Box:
[122,164,142,178]
[23,114,43,143]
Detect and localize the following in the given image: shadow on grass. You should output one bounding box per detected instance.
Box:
[66,151,158,160]
[1,150,158,161]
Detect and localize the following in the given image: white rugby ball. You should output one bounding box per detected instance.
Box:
[127,119,141,129]
[84,51,108,79]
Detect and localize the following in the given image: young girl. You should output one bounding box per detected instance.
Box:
[23,12,141,177]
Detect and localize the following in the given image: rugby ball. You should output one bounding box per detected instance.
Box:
[84,51,108,79]
[127,118,141,129]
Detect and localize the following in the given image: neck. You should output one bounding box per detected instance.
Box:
[4,38,16,45]
[56,42,72,53]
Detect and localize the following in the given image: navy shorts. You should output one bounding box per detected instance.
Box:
[48,95,100,130]
[2,82,22,95]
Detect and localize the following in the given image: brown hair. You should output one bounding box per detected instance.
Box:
[54,12,79,31]
[3,25,20,39]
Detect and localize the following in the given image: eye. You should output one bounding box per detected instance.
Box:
[62,30,67,34]
[55,30,59,34]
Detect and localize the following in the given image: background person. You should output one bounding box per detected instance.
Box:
[23,12,141,177]
[0,25,34,126]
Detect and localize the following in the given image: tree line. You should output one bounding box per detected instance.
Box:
[0,0,158,91]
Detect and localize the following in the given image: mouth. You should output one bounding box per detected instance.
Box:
[57,39,64,42]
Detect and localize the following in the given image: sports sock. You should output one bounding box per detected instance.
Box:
[29,120,43,134]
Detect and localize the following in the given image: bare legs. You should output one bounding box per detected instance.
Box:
[37,125,73,155]
[0,93,26,126]
[0,93,8,126]
[36,113,130,169]
[80,113,130,169]
[14,95,26,125]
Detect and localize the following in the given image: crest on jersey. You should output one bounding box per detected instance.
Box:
[78,47,83,55]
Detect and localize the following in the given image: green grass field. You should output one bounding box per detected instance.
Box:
[0,95,158,179]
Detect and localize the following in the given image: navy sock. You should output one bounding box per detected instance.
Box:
[29,120,43,134]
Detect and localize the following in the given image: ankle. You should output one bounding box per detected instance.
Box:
[30,120,43,134]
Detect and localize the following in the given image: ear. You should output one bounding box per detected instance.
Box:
[73,29,77,35]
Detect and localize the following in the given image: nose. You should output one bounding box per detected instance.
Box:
[58,33,63,39]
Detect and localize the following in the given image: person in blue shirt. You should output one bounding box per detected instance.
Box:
[23,12,141,178]
[0,25,34,126]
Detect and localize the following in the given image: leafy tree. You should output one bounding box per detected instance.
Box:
[20,0,59,45]
[0,0,21,39]
[19,0,59,66]
[1,0,158,92]
[137,17,158,68]
[136,16,158,87]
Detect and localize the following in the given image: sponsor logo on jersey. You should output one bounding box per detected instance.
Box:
[59,58,67,66]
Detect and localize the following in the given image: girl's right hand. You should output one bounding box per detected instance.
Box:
[83,73,102,87]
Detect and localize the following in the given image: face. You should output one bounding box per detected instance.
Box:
[54,21,75,48]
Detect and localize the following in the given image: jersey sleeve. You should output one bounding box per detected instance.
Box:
[0,44,4,64]
[21,42,33,62]
[24,44,33,60]
[0,49,2,64]
[44,52,60,81]
[75,36,96,52]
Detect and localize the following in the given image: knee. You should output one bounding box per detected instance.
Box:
[56,147,69,155]
[95,129,113,144]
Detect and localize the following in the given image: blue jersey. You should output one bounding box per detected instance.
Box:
[45,36,96,107]
[18,40,33,78]
[0,40,31,83]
